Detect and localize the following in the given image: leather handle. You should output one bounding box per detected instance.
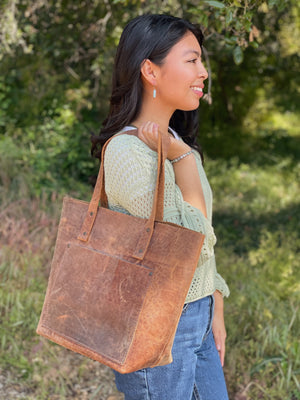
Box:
[78,129,170,258]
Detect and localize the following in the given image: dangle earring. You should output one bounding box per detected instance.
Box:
[153,88,157,99]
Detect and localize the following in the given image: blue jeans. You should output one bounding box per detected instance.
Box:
[113,296,229,400]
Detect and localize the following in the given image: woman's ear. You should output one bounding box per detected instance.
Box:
[141,59,157,86]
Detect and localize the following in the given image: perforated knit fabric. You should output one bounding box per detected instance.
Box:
[104,133,230,303]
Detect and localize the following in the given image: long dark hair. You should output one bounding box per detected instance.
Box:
[91,14,204,159]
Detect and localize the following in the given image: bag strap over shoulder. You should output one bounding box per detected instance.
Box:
[77,129,170,261]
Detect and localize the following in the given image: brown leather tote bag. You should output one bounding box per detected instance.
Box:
[36,130,205,373]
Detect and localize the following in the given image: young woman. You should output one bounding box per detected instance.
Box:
[91,14,230,400]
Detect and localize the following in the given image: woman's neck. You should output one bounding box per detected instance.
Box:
[131,94,174,134]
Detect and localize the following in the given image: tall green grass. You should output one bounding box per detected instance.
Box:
[208,157,300,400]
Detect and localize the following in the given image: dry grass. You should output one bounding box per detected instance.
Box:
[0,191,123,399]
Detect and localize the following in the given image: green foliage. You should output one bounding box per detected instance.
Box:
[201,35,299,392]
[206,151,300,398]
[204,0,226,8]
[233,45,244,64]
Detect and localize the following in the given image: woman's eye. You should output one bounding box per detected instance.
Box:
[188,59,197,63]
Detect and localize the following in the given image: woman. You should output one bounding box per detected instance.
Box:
[92,14,230,400]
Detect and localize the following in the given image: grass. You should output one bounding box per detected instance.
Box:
[207,152,300,399]
[0,127,299,399]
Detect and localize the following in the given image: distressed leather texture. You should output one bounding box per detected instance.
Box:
[36,131,205,373]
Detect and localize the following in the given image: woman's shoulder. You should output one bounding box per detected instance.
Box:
[107,132,139,149]
[106,132,156,159]
[104,133,158,185]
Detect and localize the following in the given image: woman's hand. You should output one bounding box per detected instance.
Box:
[137,121,161,152]
[212,290,227,367]
[137,121,190,160]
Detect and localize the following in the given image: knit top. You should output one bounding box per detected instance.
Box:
[104,131,230,303]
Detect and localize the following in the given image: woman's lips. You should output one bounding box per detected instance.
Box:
[191,86,204,98]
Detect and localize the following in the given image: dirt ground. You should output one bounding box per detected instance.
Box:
[0,357,125,400]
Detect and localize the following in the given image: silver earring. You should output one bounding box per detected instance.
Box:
[153,88,156,99]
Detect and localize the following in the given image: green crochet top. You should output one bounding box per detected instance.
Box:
[104,132,230,303]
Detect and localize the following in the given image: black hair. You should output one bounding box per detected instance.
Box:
[91,14,204,159]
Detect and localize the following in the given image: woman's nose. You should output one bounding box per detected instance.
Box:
[198,62,208,80]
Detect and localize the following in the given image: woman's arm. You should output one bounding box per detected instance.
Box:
[137,121,207,217]
[212,290,227,367]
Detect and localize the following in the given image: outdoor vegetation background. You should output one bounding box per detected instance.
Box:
[0,0,299,399]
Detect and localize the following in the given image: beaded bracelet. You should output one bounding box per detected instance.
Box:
[170,150,193,164]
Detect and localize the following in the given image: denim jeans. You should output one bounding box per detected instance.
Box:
[113,295,229,400]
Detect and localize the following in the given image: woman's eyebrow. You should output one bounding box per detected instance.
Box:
[183,50,201,57]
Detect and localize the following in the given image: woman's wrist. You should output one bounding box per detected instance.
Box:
[167,138,191,161]
[170,150,193,164]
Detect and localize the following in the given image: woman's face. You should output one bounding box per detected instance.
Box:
[155,31,208,112]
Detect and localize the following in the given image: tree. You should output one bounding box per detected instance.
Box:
[0,0,297,191]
